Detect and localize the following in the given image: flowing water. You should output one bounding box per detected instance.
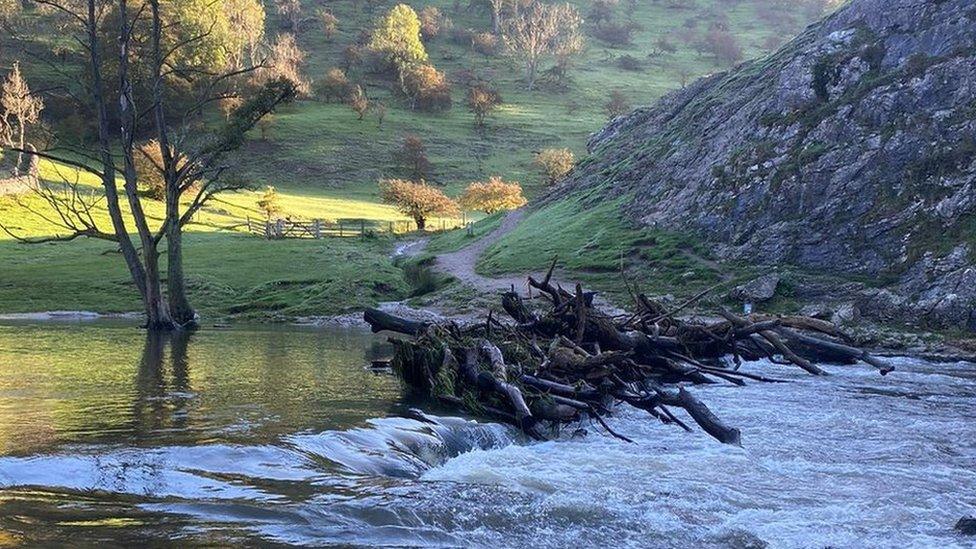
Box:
[0,321,974,547]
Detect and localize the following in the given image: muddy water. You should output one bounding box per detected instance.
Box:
[0,321,973,547]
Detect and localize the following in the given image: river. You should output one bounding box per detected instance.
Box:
[0,321,973,547]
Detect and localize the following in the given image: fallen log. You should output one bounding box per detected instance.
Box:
[366,270,892,446]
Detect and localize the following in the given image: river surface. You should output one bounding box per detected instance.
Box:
[0,321,974,547]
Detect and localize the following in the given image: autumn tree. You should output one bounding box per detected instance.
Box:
[369,4,428,78]
[604,89,630,118]
[502,2,583,89]
[348,85,370,120]
[466,84,502,127]
[459,177,526,213]
[534,148,575,185]
[393,133,432,180]
[0,0,20,23]
[258,186,283,220]
[401,64,452,111]
[0,62,44,177]
[379,178,458,231]
[321,10,339,41]
[316,68,352,103]
[418,6,443,39]
[256,33,312,97]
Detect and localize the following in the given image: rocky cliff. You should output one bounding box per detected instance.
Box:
[564,0,976,330]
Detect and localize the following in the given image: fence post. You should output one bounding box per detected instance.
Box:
[360,219,365,237]
[313,219,322,239]
[389,221,394,234]
[339,220,343,237]
[246,216,251,234]
[276,219,284,239]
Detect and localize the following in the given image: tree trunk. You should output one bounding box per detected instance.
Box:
[85,0,148,305]
[166,221,196,327]
[150,0,195,329]
[118,0,173,331]
[416,216,427,231]
[15,124,25,177]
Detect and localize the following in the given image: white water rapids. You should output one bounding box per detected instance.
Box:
[0,349,974,547]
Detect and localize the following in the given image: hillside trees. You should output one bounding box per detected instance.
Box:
[605,89,630,118]
[393,133,432,181]
[3,0,295,330]
[418,6,443,40]
[466,83,502,127]
[317,68,352,103]
[258,33,312,97]
[348,85,370,119]
[502,2,584,90]
[534,148,575,185]
[379,178,458,230]
[320,10,339,40]
[369,4,428,78]
[459,177,526,213]
[401,63,452,111]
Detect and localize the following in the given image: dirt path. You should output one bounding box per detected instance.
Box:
[432,209,529,293]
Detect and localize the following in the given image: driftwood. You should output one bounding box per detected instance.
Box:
[365,269,892,446]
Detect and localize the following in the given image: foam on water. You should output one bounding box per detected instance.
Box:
[1,355,974,547]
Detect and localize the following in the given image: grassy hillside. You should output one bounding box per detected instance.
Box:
[0,0,827,318]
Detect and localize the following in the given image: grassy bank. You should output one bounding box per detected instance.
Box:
[0,232,408,319]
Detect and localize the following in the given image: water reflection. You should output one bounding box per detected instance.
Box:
[133,330,194,443]
[0,322,405,455]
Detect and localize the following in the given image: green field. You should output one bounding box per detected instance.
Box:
[0,0,824,318]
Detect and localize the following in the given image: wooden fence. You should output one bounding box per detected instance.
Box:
[246,217,465,239]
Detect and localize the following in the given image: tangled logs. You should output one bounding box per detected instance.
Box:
[364,264,893,445]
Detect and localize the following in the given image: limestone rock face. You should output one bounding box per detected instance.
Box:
[563,0,976,330]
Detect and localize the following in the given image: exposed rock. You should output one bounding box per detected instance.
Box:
[955,516,976,536]
[731,274,781,303]
[557,0,976,330]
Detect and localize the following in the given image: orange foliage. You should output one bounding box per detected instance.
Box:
[379,178,459,230]
[459,176,526,214]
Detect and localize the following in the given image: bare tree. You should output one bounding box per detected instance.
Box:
[502,2,583,90]
[0,62,44,176]
[3,0,295,330]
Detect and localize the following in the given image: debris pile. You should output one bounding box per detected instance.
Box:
[365,263,892,444]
